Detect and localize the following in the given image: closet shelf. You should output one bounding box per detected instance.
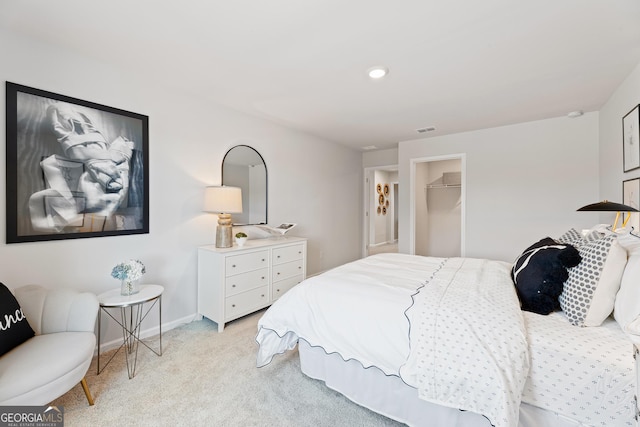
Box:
[426,184,461,189]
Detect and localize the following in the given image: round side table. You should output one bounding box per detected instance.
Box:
[97,284,163,379]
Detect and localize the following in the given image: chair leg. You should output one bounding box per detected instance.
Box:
[80,377,94,406]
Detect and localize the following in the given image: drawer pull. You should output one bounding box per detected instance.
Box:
[277,255,281,258]
[232,304,236,308]
[232,264,236,268]
[262,259,265,262]
[276,289,280,292]
[232,284,236,288]
[277,272,280,275]
[261,294,265,298]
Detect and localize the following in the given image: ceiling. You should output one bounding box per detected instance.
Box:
[3,1,640,151]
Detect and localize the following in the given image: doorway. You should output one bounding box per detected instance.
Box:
[410,154,465,257]
[363,166,398,257]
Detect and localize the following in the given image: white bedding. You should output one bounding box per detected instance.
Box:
[257,253,440,374]
[522,311,635,426]
[402,257,529,427]
[256,253,636,426]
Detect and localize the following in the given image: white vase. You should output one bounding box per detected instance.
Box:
[235,237,247,247]
[121,279,140,296]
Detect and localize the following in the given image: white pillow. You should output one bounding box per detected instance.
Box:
[558,232,627,327]
[613,231,640,334]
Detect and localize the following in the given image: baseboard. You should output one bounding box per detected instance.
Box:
[94,313,199,354]
[369,240,397,248]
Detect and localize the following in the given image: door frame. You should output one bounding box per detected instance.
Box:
[409,153,466,256]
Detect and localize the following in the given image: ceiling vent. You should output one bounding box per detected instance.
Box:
[416,126,436,133]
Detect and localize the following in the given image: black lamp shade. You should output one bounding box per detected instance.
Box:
[577,200,639,212]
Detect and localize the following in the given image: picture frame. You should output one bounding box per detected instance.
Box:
[623,104,640,172]
[5,82,149,243]
[623,177,640,233]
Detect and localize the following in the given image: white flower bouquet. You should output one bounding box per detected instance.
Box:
[112,259,146,295]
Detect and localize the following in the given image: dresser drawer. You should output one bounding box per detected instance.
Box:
[225,286,269,320]
[226,268,268,296]
[273,259,304,281]
[272,275,304,300]
[273,244,304,265]
[225,250,269,276]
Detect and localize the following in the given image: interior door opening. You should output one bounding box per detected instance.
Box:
[363,166,398,257]
[411,155,465,257]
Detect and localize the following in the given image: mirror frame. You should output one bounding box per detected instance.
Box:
[221,145,268,225]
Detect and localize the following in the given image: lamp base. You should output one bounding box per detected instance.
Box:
[215,213,233,248]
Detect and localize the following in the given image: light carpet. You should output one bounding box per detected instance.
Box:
[53,310,403,426]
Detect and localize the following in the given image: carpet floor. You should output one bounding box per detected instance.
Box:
[53,310,403,426]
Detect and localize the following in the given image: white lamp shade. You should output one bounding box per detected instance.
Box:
[203,186,243,213]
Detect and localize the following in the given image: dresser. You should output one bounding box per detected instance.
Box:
[198,237,307,332]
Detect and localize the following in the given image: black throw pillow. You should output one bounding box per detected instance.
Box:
[511,238,582,315]
[0,283,35,356]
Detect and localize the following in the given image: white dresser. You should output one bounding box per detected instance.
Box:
[198,236,307,332]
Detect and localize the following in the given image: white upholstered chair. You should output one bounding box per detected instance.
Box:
[0,285,98,405]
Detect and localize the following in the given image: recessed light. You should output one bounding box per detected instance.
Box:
[362,145,378,151]
[367,66,389,79]
[567,110,584,118]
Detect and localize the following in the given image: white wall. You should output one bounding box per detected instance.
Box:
[599,61,640,220]
[399,113,600,262]
[0,29,362,343]
[363,148,398,169]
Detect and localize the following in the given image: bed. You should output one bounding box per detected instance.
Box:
[255,229,639,427]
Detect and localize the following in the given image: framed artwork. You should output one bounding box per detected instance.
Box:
[377,206,381,215]
[378,194,385,205]
[383,183,389,196]
[623,177,640,233]
[5,82,149,243]
[623,104,640,172]
[376,183,382,194]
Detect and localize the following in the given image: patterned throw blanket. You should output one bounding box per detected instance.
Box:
[402,258,530,427]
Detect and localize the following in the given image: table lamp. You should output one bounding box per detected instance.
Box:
[203,186,243,248]
[577,200,639,231]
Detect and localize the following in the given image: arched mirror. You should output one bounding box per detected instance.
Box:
[222,145,267,225]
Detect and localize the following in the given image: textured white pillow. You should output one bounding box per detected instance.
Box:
[613,231,640,334]
[558,233,627,327]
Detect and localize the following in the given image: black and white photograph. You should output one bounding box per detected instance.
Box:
[623,177,640,233]
[5,82,149,243]
[623,104,640,172]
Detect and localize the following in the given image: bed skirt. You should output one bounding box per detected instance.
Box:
[297,339,590,427]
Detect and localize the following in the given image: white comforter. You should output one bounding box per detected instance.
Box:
[256,254,530,426]
[256,253,441,374]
